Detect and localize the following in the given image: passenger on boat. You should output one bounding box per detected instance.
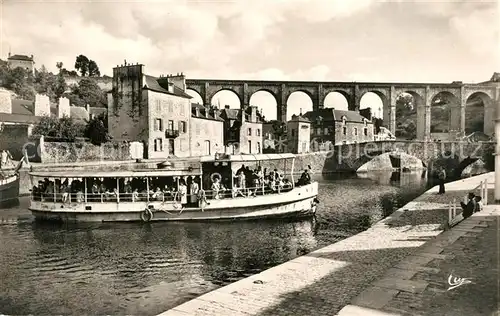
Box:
[152,187,163,201]
[297,169,311,186]
[178,179,188,207]
[211,176,222,199]
[61,179,70,203]
[190,177,199,206]
[132,189,140,202]
[76,190,84,202]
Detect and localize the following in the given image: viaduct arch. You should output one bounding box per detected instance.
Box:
[186,79,499,140]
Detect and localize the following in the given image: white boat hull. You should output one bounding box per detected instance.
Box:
[29,182,319,222]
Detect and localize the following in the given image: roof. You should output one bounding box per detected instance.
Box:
[11,99,34,115]
[191,103,224,121]
[303,108,369,123]
[200,153,295,163]
[0,99,38,124]
[70,106,89,120]
[0,113,40,124]
[290,114,311,123]
[8,54,34,61]
[220,108,240,120]
[89,107,107,117]
[143,75,192,99]
[29,168,202,178]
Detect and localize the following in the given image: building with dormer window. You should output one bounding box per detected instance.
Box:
[107,64,193,159]
[303,108,374,147]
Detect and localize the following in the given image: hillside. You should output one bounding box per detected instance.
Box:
[0,59,107,109]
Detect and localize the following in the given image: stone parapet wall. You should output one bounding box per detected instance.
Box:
[40,141,132,164]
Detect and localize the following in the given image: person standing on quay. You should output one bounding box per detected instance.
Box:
[438,167,446,194]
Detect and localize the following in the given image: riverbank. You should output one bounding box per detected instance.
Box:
[157,172,494,316]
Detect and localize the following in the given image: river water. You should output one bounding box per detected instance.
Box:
[0,170,430,316]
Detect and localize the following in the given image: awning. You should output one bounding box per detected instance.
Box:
[200,153,295,163]
[29,168,202,178]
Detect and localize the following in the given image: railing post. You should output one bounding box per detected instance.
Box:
[484,178,488,205]
[448,202,452,223]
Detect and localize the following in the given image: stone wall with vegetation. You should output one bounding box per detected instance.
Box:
[40,139,132,163]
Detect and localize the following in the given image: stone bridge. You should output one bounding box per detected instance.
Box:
[186,78,500,140]
[321,140,495,175]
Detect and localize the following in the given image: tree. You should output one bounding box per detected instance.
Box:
[54,62,68,99]
[85,116,109,145]
[396,94,414,117]
[88,60,100,77]
[32,116,86,141]
[67,78,106,107]
[75,55,90,76]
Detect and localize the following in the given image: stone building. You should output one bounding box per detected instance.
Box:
[262,121,287,153]
[303,108,374,147]
[219,105,264,155]
[287,114,311,154]
[190,103,224,156]
[107,64,193,159]
[7,53,35,75]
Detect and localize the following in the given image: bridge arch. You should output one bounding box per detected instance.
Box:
[186,89,203,104]
[359,91,386,119]
[464,91,493,135]
[210,89,241,109]
[286,91,313,120]
[394,91,424,140]
[249,90,277,120]
[323,91,349,110]
[429,91,460,136]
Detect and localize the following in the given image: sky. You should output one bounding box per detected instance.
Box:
[1,0,499,120]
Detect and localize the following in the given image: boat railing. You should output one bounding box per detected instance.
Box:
[30,182,308,204]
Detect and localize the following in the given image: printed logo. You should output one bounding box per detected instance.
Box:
[447,273,472,291]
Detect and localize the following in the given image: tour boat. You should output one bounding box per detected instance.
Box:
[28,153,319,222]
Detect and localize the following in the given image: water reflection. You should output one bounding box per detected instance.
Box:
[0,169,429,316]
[1,218,317,315]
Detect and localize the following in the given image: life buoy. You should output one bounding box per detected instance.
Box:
[210,172,222,183]
[140,208,154,222]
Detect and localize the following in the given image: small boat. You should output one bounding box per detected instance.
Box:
[0,152,29,206]
[28,153,319,222]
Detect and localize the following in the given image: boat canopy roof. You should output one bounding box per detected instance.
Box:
[29,168,202,178]
[200,153,295,163]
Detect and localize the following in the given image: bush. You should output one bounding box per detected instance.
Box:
[32,116,86,141]
[85,116,109,145]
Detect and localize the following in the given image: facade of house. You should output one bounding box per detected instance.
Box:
[287,114,311,154]
[262,121,287,153]
[107,64,193,159]
[190,103,224,156]
[219,105,264,155]
[7,53,35,75]
[303,108,374,147]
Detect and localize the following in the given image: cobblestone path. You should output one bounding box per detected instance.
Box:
[339,205,500,316]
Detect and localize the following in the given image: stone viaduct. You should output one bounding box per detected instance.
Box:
[186,79,499,140]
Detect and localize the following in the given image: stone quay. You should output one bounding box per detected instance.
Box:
[157,172,495,316]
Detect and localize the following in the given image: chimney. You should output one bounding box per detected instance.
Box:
[250,106,257,123]
[31,54,33,60]
[85,103,90,113]
[167,82,174,93]
[167,72,186,91]
[8,52,11,58]
[224,105,230,109]
[194,105,200,117]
